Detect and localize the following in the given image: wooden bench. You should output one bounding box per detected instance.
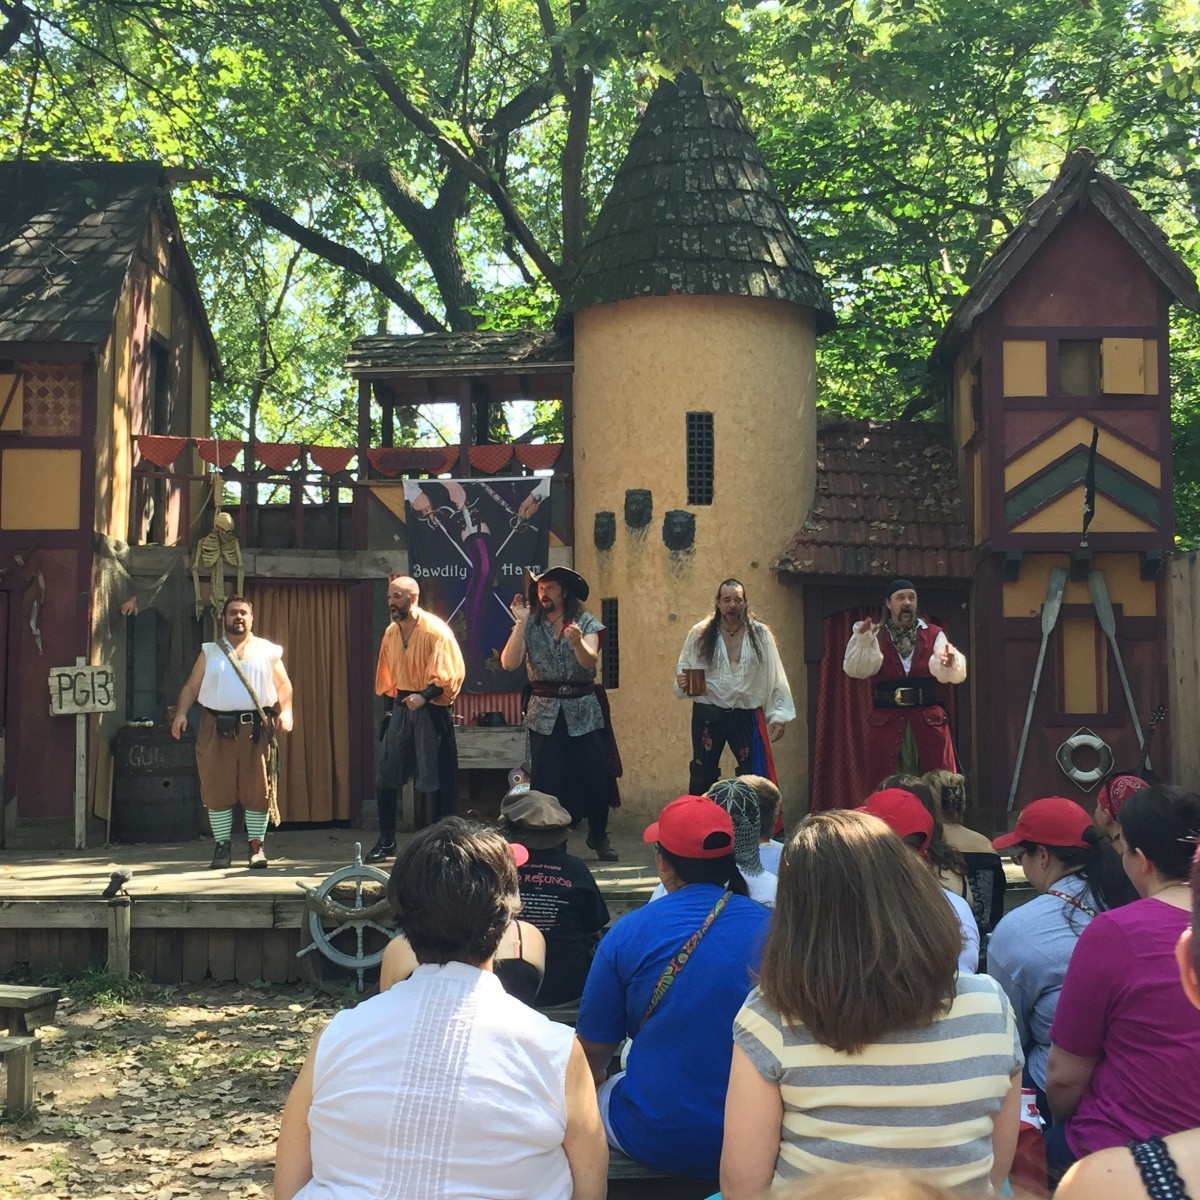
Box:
[0,1034,38,1117]
[0,985,62,1035]
[607,1148,716,1199]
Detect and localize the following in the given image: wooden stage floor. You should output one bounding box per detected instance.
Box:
[0,827,658,985]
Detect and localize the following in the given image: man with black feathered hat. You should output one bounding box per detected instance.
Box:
[843,578,967,784]
[500,567,622,861]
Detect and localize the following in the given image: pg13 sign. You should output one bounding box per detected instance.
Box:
[48,665,117,715]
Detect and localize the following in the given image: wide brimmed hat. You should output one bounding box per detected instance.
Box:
[500,784,573,849]
[643,795,734,860]
[528,566,589,602]
[858,789,934,856]
[993,796,1092,851]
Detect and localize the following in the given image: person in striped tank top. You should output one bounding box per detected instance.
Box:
[720,810,1024,1198]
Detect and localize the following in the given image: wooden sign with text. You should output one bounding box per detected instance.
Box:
[48,665,117,715]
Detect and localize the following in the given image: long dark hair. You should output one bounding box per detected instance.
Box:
[1121,784,1200,882]
[1013,826,1137,920]
[878,774,967,879]
[698,578,766,665]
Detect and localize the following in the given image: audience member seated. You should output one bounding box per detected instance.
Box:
[743,773,785,874]
[719,811,1022,1198]
[499,780,610,1006]
[859,787,979,972]
[1045,785,1200,1178]
[1056,840,1200,1200]
[880,772,971,903]
[381,917,547,1007]
[575,795,771,1181]
[273,817,606,1200]
[988,796,1135,1117]
[649,778,779,907]
[1092,771,1149,851]
[925,768,1007,934]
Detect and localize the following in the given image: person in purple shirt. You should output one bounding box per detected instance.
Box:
[1045,784,1200,1178]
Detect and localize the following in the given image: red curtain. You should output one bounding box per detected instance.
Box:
[811,608,876,811]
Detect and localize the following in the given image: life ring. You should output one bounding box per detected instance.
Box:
[1056,729,1114,792]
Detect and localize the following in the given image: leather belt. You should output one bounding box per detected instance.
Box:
[529,681,596,699]
[873,679,939,709]
[203,707,258,724]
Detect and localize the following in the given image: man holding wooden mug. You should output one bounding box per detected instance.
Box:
[673,578,795,795]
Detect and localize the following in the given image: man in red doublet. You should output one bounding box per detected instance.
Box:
[843,578,967,787]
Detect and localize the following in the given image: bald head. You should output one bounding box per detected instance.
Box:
[387,576,420,623]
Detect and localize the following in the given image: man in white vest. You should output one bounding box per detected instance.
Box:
[172,596,293,869]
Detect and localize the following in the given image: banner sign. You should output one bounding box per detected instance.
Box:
[403,476,551,693]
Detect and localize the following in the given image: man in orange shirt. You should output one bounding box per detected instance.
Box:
[367,575,465,861]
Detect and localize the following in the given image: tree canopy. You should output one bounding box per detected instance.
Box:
[2,0,1199,535]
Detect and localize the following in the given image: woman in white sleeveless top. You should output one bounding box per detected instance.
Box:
[273,819,606,1200]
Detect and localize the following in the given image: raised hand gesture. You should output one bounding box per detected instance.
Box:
[510,593,531,623]
[855,616,882,638]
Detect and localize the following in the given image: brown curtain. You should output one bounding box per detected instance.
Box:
[247,581,351,822]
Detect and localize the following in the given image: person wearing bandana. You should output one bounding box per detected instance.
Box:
[843,578,967,785]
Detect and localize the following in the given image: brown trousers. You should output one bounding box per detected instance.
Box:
[195,710,269,812]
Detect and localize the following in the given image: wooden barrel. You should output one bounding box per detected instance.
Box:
[110,726,204,843]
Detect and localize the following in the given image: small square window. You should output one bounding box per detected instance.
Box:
[1060,340,1101,396]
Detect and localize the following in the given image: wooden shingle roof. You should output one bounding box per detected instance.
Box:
[346,330,572,378]
[772,418,973,581]
[932,148,1200,364]
[564,71,834,327]
[0,160,172,349]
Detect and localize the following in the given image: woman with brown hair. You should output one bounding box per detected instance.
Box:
[879,772,970,899]
[719,810,1023,1199]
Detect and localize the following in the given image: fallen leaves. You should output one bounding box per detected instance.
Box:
[0,983,343,1200]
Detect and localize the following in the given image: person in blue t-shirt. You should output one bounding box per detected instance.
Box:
[575,795,771,1180]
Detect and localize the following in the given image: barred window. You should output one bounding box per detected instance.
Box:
[686,412,714,505]
[600,598,619,690]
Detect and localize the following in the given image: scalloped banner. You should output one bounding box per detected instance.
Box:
[255,443,301,472]
[309,446,355,474]
[467,444,514,474]
[195,439,243,467]
[514,443,562,470]
[135,435,189,467]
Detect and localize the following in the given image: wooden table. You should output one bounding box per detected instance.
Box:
[0,984,62,1035]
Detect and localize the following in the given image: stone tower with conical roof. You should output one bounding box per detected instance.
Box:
[566,70,833,819]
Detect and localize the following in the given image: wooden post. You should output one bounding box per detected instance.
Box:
[107,899,132,979]
[74,656,87,850]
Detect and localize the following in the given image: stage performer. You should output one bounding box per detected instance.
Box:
[500,567,620,863]
[673,578,795,796]
[367,575,465,862]
[844,578,966,785]
[171,596,293,870]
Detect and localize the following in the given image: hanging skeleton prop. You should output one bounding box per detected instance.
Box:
[191,510,244,625]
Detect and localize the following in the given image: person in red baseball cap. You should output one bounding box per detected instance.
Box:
[858,788,978,972]
[986,797,1133,1120]
[574,795,771,1180]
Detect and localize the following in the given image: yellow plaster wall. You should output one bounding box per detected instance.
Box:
[0,449,81,528]
[572,294,817,825]
[1004,417,1161,491]
[1003,553,1157,618]
[1011,488,1155,535]
[101,278,135,541]
[190,328,210,524]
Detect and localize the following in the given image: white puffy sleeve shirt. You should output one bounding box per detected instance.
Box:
[673,620,796,725]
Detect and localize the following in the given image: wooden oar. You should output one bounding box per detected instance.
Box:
[1008,567,1067,811]
[1089,570,1148,762]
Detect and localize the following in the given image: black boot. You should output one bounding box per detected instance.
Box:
[210,840,232,869]
[365,837,397,863]
[587,832,619,862]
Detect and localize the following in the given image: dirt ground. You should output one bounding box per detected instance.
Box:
[0,975,348,1200]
